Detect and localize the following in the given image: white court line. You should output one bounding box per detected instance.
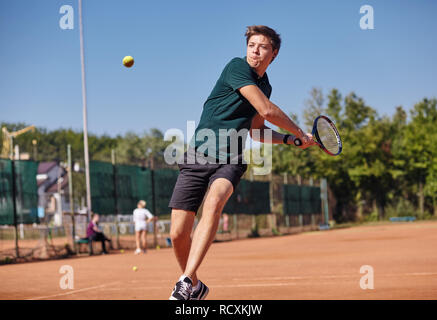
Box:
[93,273,437,293]
[232,276,304,281]
[128,272,437,284]
[213,282,299,288]
[232,272,437,282]
[100,282,301,291]
[27,273,437,299]
[27,282,120,300]
[232,275,352,281]
[129,272,437,286]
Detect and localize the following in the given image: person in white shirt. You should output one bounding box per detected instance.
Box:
[133,200,156,254]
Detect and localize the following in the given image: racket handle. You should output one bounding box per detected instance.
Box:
[293,137,302,146]
[293,136,321,148]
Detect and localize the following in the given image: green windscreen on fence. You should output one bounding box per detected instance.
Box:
[283,184,321,215]
[90,162,286,216]
[90,161,176,216]
[283,184,301,215]
[153,169,179,216]
[90,161,116,215]
[14,160,39,224]
[0,159,39,225]
[90,162,154,215]
[115,164,153,215]
[0,159,14,224]
[224,180,271,214]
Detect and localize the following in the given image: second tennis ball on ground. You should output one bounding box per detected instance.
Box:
[132,266,138,272]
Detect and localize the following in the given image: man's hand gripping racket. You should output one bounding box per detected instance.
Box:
[292,115,343,156]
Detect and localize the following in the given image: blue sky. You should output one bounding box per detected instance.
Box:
[1,0,436,137]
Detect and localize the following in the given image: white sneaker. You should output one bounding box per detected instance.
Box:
[134,248,142,255]
[190,280,209,300]
[169,276,193,300]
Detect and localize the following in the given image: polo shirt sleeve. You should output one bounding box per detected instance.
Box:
[225,58,257,91]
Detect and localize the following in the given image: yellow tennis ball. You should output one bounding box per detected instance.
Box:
[123,56,134,68]
[132,266,138,272]
[120,249,124,253]
[156,245,160,250]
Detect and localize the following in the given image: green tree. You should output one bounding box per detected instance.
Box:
[115,128,170,168]
[303,87,324,129]
[392,98,437,217]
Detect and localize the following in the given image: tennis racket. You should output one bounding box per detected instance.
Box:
[293,115,342,156]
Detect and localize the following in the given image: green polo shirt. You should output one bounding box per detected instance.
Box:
[189,57,272,162]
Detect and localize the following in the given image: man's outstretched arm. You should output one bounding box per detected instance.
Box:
[241,85,316,148]
[249,113,314,149]
[250,113,289,143]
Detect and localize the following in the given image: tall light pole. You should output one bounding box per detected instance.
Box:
[79,0,92,222]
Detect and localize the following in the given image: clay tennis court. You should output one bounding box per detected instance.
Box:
[1,220,437,300]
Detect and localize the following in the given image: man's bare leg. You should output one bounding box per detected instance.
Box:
[183,178,234,279]
[170,209,198,285]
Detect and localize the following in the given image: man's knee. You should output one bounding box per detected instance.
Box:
[170,209,195,244]
[204,178,234,210]
[170,227,189,244]
[204,195,225,210]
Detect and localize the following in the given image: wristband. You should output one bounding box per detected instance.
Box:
[283,134,291,145]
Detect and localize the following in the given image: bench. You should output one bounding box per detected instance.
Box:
[75,237,92,254]
[389,216,416,222]
[318,224,331,231]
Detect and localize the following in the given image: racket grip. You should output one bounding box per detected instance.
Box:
[294,136,321,148]
[293,137,302,147]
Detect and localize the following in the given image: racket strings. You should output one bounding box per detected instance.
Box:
[316,120,340,154]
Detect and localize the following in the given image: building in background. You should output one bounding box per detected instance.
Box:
[36,161,86,226]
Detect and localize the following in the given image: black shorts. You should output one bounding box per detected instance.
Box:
[168,152,247,213]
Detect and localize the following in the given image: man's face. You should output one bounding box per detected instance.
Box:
[246,34,278,70]
[93,214,99,223]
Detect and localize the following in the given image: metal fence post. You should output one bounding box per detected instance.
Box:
[11,160,19,258]
[112,149,120,249]
[234,214,238,240]
[283,173,290,228]
[298,175,303,228]
[321,178,329,225]
[67,144,77,253]
[151,169,157,248]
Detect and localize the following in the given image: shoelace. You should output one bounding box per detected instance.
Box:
[177,281,191,299]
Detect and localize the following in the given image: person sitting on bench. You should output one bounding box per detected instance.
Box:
[86,213,111,254]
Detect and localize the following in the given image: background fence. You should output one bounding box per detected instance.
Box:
[0,159,39,225]
[0,159,333,264]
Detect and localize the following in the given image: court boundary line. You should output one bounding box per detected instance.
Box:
[26,281,120,300]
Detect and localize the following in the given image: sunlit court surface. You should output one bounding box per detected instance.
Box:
[1,221,436,300]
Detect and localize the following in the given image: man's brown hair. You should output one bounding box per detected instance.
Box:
[245,25,281,53]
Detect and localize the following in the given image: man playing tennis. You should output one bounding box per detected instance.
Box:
[168,25,317,300]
